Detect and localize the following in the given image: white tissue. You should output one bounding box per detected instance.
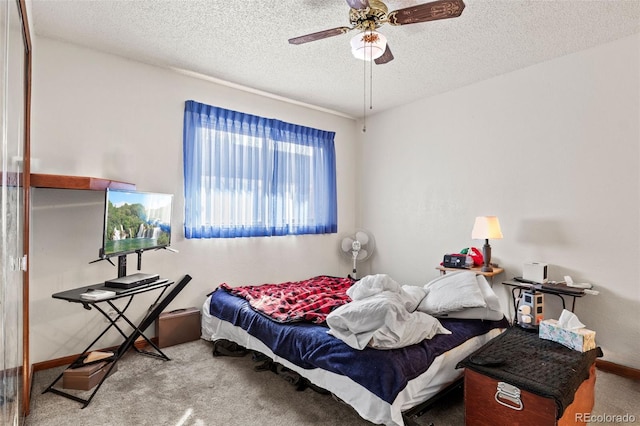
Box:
[558,309,585,330]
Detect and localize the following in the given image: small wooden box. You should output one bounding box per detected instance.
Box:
[464,364,596,426]
[63,361,117,391]
[156,307,201,348]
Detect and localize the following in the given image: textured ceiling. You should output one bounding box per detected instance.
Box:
[31,0,640,119]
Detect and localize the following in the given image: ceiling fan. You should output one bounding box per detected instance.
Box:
[288,0,466,64]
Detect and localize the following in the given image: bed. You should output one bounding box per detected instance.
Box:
[201,272,508,426]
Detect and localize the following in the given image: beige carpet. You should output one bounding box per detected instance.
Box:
[26,339,639,426]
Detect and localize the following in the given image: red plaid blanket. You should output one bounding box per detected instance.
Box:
[219,275,354,324]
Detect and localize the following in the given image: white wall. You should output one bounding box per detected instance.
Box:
[360,34,640,369]
[30,34,640,370]
[29,38,360,363]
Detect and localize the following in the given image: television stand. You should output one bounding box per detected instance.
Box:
[87,254,131,278]
[43,274,192,407]
[114,249,157,279]
[117,254,127,278]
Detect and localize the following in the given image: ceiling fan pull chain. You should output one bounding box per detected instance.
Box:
[369,49,374,110]
[362,50,367,132]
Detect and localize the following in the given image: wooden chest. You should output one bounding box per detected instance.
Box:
[156,307,201,348]
[458,327,602,426]
[464,363,596,426]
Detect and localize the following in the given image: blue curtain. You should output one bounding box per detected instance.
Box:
[183,100,338,238]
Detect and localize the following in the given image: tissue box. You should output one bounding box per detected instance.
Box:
[539,319,596,352]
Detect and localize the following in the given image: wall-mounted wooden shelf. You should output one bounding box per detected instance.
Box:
[30,173,135,191]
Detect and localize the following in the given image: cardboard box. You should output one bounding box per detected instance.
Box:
[539,319,596,352]
[156,307,201,348]
[63,361,117,391]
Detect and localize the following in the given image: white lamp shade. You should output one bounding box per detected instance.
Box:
[471,216,503,240]
[350,30,387,61]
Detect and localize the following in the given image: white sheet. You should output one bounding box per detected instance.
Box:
[201,296,503,426]
[327,274,450,350]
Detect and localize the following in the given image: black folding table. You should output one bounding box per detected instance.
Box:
[43,274,192,407]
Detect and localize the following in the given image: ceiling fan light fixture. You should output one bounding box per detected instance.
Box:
[350,30,387,61]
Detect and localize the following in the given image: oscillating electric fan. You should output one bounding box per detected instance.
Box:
[339,229,375,279]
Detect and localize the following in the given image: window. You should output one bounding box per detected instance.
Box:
[183,100,338,238]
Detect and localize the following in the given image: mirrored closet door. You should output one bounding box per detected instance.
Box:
[1,0,29,423]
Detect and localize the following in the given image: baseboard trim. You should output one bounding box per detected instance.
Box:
[32,337,158,372]
[27,364,34,416]
[596,359,640,380]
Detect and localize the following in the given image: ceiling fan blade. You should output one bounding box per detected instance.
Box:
[387,0,465,26]
[374,44,394,64]
[346,0,370,9]
[288,27,353,45]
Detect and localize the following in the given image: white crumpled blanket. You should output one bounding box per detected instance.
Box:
[326,274,450,350]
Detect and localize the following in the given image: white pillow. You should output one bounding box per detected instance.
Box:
[476,275,501,311]
[437,275,504,320]
[417,271,486,315]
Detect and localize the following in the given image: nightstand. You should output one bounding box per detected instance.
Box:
[458,327,602,426]
[436,265,504,277]
[436,266,504,285]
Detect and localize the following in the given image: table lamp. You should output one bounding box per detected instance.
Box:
[471,216,503,272]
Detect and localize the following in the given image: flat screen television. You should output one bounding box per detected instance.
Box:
[99,189,173,276]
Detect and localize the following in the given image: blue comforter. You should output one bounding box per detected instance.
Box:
[209,288,508,403]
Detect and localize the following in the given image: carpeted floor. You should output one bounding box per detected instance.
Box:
[26,339,639,426]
